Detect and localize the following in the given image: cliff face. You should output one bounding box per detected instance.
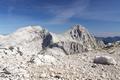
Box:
[64,25,98,50]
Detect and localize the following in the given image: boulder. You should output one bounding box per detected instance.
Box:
[93,56,116,65]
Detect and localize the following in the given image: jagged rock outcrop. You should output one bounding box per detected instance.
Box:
[50,41,86,55]
[1,24,104,55]
[0,24,105,55]
[50,24,104,54]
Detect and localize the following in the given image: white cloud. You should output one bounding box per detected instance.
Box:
[45,0,91,24]
[78,10,120,22]
[94,32,120,37]
[43,0,120,23]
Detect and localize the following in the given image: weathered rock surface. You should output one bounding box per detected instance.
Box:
[50,25,104,54]
[93,55,116,65]
[0,25,105,55]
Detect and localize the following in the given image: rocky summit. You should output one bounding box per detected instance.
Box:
[0,25,119,80]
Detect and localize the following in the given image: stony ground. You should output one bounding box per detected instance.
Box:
[0,47,120,80]
[26,48,120,80]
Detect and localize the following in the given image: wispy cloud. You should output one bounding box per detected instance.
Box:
[42,0,91,24]
[78,10,120,22]
[41,0,120,24]
[4,0,120,24]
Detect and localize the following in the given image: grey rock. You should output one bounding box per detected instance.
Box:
[93,56,116,65]
[50,24,104,54]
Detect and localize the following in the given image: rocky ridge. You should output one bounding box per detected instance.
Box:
[0,24,119,80]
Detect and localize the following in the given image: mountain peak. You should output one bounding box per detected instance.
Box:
[65,24,86,35]
[72,24,85,29]
[65,24,88,40]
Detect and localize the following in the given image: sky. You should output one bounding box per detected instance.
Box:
[0,0,120,37]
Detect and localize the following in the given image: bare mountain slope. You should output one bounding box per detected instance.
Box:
[0,25,113,80]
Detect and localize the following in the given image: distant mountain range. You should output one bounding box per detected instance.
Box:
[96,36,120,44]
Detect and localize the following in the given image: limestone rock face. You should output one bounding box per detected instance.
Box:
[50,25,104,54]
[51,41,86,55]
[0,24,105,55]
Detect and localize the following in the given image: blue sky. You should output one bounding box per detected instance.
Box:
[0,0,120,37]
